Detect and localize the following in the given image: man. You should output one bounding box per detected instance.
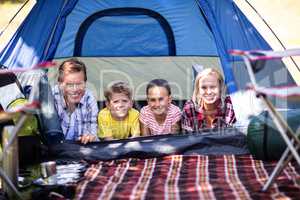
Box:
[52,58,98,144]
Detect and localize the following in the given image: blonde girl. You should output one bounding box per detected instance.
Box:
[182,68,236,132]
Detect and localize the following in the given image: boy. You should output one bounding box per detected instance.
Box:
[98,82,140,140]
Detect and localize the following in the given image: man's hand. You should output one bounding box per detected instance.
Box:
[78,134,97,144]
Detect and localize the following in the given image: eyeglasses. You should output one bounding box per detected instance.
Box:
[64,82,86,90]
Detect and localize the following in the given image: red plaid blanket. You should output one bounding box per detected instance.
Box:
[74,155,300,200]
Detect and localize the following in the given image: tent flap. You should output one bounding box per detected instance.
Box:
[197,0,271,93]
[0,0,69,68]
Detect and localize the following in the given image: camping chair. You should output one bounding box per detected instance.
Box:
[0,72,40,200]
[230,48,300,191]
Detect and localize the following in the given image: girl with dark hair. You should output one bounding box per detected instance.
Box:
[139,79,181,136]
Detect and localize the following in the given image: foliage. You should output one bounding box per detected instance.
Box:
[0,0,27,4]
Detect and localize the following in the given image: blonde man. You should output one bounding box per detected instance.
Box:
[52,58,98,144]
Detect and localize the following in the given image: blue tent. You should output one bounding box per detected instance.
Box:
[0,0,274,94]
[1,2,300,195]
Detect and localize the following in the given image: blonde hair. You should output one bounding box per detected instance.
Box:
[192,68,226,108]
[58,58,87,82]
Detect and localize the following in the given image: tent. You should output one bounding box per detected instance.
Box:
[0,0,298,96]
[1,0,300,142]
[1,1,300,199]
[1,0,299,134]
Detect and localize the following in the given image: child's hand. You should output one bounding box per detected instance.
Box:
[103,136,115,141]
[78,134,97,144]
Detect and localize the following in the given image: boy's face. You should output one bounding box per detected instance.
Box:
[147,86,171,116]
[60,71,86,106]
[107,93,133,120]
[198,74,221,105]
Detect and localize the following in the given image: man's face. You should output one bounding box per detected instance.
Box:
[61,71,86,106]
[147,86,171,116]
[106,93,132,120]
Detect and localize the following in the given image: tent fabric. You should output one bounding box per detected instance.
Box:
[0,1,66,68]
[73,8,177,56]
[49,129,249,161]
[46,0,78,61]
[74,154,300,200]
[197,0,271,93]
[54,0,218,57]
[0,0,273,94]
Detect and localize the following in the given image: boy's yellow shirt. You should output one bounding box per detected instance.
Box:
[98,108,140,139]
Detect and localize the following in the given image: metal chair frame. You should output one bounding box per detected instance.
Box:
[0,72,40,200]
[231,48,300,191]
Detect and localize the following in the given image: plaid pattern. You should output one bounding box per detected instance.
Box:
[74,155,300,200]
[52,85,98,140]
[182,96,236,132]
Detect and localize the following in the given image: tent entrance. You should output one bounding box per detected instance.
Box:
[74,8,176,57]
[48,56,222,109]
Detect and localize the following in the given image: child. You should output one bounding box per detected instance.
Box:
[139,79,181,135]
[98,82,140,140]
[182,68,236,132]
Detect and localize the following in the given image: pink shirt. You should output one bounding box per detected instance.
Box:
[139,104,181,135]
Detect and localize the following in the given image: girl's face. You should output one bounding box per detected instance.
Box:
[198,74,221,106]
[107,93,132,120]
[147,86,171,116]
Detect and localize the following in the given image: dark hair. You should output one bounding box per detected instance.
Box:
[104,81,132,101]
[146,79,171,95]
[57,58,87,82]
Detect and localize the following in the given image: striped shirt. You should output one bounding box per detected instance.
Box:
[182,96,236,132]
[52,85,99,141]
[139,104,181,135]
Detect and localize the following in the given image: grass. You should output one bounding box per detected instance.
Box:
[0,1,33,50]
[0,3,23,31]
